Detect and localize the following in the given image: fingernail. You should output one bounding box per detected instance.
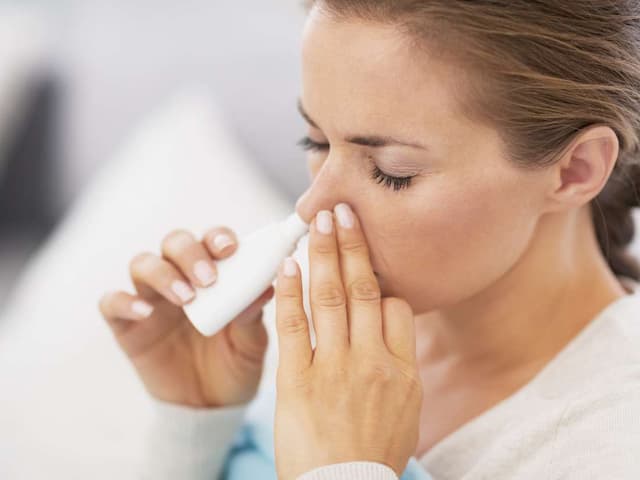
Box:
[171,280,195,303]
[316,210,333,235]
[131,300,154,318]
[214,233,235,252]
[283,256,298,277]
[194,260,217,286]
[335,203,354,229]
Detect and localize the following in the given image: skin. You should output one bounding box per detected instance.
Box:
[100,5,630,478]
[274,205,422,479]
[289,7,628,463]
[99,226,276,409]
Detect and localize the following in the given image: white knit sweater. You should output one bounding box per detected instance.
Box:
[141,282,640,480]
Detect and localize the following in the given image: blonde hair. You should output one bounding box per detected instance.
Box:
[307,0,640,280]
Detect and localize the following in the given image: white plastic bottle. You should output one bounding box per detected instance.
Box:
[183,211,309,336]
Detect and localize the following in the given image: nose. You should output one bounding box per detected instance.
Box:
[295,189,314,224]
[294,157,349,224]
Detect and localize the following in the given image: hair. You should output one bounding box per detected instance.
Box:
[305,0,640,281]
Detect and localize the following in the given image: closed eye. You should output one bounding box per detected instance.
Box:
[297,136,415,192]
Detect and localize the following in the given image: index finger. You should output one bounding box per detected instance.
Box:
[334,203,384,349]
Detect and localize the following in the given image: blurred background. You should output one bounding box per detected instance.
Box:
[0,0,309,305]
[2,2,640,479]
[0,1,311,478]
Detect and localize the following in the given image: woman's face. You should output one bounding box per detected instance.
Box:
[295,10,550,314]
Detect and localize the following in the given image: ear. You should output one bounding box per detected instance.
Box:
[544,125,620,212]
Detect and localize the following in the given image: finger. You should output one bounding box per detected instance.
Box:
[334,203,383,349]
[308,210,349,357]
[226,286,274,366]
[381,297,417,363]
[202,227,238,259]
[99,290,154,333]
[275,256,313,374]
[231,285,275,327]
[129,252,196,306]
[161,229,218,288]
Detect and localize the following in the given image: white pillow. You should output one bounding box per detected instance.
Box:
[0,87,293,479]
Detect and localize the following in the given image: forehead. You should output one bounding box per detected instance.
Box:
[300,11,469,139]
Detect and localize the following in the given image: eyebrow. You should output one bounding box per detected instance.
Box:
[297,99,429,150]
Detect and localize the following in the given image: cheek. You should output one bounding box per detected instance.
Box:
[372,174,538,312]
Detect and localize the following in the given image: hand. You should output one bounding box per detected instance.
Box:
[99,227,274,408]
[273,203,423,480]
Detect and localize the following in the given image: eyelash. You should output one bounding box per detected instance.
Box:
[297,136,415,192]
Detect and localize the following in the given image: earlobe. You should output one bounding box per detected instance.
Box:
[549,125,619,209]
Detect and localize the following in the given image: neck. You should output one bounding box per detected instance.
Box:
[415,206,628,374]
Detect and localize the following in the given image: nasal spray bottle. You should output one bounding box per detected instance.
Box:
[183,211,309,337]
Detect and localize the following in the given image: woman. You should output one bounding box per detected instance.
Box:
[99,1,640,479]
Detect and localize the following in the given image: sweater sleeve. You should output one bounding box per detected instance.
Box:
[138,398,249,480]
[297,461,399,480]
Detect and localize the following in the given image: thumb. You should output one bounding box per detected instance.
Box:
[227,285,274,348]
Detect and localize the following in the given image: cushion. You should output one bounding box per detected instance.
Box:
[0,87,293,478]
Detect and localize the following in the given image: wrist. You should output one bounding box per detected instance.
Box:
[296,461,399,480]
